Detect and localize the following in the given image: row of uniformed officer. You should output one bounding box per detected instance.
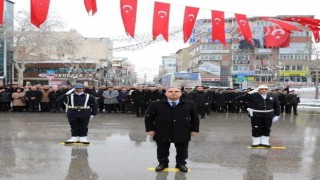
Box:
[57,83,98,144]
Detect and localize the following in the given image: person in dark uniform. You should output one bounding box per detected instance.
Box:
[192,86,209,119]
[289,90,300,115]
[145,87,199,172]
[235,85,280,147]
[57,83,98,144]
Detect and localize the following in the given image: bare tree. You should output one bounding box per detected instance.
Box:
[13,10,64,86]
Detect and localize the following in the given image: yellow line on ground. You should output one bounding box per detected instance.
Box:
[247,146,286,149]
[58,142,90,146]
[147,168,191,172]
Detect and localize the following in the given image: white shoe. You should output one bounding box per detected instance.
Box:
[261,136,271,148]
[251,137,261,147]
[79,136,90,144]
[65,137,79,144]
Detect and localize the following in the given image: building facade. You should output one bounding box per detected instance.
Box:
[185,16,313,88]
[0,0,14,86]
[17,30,115,86]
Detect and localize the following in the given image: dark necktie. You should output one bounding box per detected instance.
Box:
[171,101,177,108]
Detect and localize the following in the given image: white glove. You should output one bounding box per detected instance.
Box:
[248,88,259,94]
[272,116,279,123]
[90,115,95,120]
[66,88,75,95]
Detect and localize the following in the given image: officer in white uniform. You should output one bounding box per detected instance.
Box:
[236,85,280,147]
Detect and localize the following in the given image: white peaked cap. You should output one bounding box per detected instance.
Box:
[257,85,269,89]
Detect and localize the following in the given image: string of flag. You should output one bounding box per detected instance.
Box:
[1,0,319,46]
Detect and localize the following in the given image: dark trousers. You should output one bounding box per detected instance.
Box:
[28,101,39,112]
[40,102,51,112]
[197,105,205,117]
[68,116,90,137]
[0,102,11,111]
[134,104,146,117]
[251,116,273,137]
[119,101,126,113]
[292,104,298,114]
[50,101,61,112]
[105,104,118,113]
[285,104,292,114]
[12,106,25,112]
[280,104,285,113]
[156,141,189,165]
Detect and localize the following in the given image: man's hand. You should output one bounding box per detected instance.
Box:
[147,131,155,137]
[90,115,95,120]
[66,88,75,95]
[272,116,279,123]
[190,132,198,136]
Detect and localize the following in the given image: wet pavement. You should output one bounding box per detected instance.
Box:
[1,108,320,180]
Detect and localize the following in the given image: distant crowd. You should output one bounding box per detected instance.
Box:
[0,84,300,116]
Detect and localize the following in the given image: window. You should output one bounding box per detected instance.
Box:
[292,66,296,70]
[285,65,290,70]
[297,65,303,70]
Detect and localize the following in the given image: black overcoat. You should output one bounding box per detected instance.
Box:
[145,99,199,143]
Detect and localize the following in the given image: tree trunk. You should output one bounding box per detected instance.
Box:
[14,62,25,86]
[315,70,319,99]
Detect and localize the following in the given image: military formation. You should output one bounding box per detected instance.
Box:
[0,84,300,116]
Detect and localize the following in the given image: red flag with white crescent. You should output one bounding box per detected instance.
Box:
[31,0,50,28]
[264,26,290,47]
[212,10,225,45]
[281,17,320,27]
[183,6,199,43]
[120,0,137,38]
[235,14,255,46]
[306,25,320,43]
[84,0,97,15]
[281,17,320,43]
[0,0,3,25]
[153,2,170,42]
[260,17,302,32]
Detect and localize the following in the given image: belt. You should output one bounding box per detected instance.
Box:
[247,108,273,117]
[68,106,90,109]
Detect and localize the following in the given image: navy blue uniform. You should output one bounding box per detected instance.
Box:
[57,93,98,137]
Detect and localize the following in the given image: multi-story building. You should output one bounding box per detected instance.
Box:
[0,0,14,86]
[19,30,114,86]
[186,16,313,88]
[159,54,177,77]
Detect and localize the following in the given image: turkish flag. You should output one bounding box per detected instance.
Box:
[0,0,3,25]
[306,25,320,43]
[120,0,137,38]
[212,10,225,45]
[153,2,170,42]
[281,17,320,27]
[183,6,199,43]
[281,17,320,43]
[235,14,254,46]
[31,0,50,28]
[260,17,302,32]
[84,0,97,15]
[264,26,290,47]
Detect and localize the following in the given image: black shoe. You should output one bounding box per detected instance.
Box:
[294,113,298,115]
[251,144,260,147]
[260,144,271,148]
[155,163,168,172]
[176,164,188,172]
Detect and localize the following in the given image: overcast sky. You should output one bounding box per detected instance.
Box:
[13,0,320,81]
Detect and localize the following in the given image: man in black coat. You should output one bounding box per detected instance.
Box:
[235,85,280,147]
[145,87,199,173]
